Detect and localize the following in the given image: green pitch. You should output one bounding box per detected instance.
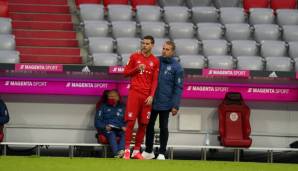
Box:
[0,156,297,171]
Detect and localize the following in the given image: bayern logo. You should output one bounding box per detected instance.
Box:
[229,112,239,122]
[128,112,133,118]
[149,61,154,67]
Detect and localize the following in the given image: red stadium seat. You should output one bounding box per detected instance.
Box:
[271,0,297,11]
[75,0,101,6]
[243,0,269,12]
[218,92,252,148]
[131,0,156,9]
[103,0,128,7]
[0,0,8,17]
[96,131,120,144]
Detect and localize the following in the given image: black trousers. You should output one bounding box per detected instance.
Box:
[145,109,170,155]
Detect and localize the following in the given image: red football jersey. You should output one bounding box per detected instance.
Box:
[124,52,159,96]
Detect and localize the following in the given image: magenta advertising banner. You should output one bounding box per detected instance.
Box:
[15,64,63,72]
[202,68,250,78]
[1,78,298,101]
[183,84,298,101]
[109,66,125,74]
[0,79,117,96]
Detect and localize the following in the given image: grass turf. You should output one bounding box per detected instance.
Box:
[0,156,298,171]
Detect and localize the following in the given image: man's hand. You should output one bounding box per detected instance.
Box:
[138,64,146,72]
[121,127,126,132]
[105,125,112,131]
[171,108,178,116]
[145,96,153,106]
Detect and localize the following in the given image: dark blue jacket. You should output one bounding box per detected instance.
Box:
[0,99,9,125]
[152,56,184,111]
[94,103,125,131]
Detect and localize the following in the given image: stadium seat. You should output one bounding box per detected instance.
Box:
[0,34,15,50]
[253,24,281,42]
[116,37,140,54]
[0,0,8,17]
[294,58,298,71]
[111,21,137,38]
[136,5,161,22]
[159,0,184,6]
[0,50,20,63]
[214,0,241,8]
[173,38,200,56]
[186,0,212,7]
[231,40,258,57]
[88,37,114,54]
[76,0,100,6]
[249,8,274,25]
[270,0,297,11]
[282,25,298,42]
[236,56,264,71]
[197,23,224,40]
[103,0,129,7]
[79,4,104,21]
[131,0,156,10]
[219,7,246,24]
[288,41,298,58]
[108,5,132,21]
[260,40,287,58]
[169,22,195,39]
[84,20,110,37]
[140,21,166,38]
[265,56,293,71]
[0,17,11,34]
[97,132,121,145]
[276,9,298,26]
[163,6,190,23]
[179,55,206,69]
[218,92,252,147]
[202,40,228,56]
[191,6,218,23]
[152,38,169,56]
[243,0,269,12]
[224,23,252,41]
[120,53,130,65]
[207,55,234,69]
[93,53,119,66]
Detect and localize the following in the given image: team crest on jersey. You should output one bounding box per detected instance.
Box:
[167,66,172,71]
[149,61,154,67]
[128,112,133,118]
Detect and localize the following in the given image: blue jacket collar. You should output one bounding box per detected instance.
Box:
[159,56,175,64]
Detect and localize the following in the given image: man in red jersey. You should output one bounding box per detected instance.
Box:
[123,35,159,160]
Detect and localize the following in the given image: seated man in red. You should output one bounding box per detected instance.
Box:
[0,97,9,142]
[95,90,126,158]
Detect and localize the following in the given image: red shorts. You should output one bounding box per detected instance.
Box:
[125,89,152,124]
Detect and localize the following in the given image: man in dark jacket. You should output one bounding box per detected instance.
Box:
[142,41,184,160]
[95,90,126,158]
[0,97,9,142]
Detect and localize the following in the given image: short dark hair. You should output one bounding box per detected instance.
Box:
[143,35,155,44]
[165,40,176,51]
